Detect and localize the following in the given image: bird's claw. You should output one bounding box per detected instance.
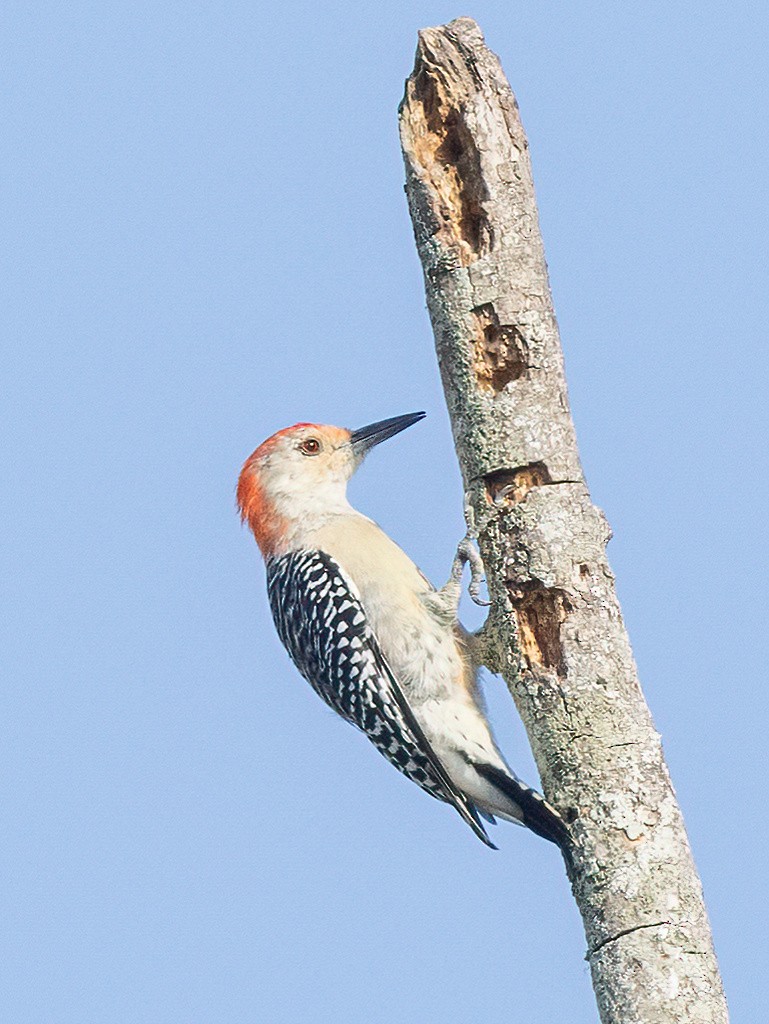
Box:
[453,538,491,607]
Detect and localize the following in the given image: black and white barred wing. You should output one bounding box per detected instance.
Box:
[266,549,493,847]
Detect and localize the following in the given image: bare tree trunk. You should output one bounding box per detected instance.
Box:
[399,17,728,1024]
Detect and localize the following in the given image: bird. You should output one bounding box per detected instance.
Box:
[237,411,570,857]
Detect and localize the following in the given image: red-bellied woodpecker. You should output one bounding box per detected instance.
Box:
[238,411,570,856]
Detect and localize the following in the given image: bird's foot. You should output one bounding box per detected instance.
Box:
[448,537,490,608]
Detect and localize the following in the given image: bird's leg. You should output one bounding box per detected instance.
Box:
[433,537,490,620]
[456,537,491,607]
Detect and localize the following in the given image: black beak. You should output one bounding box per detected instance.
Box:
[349,411,426,457]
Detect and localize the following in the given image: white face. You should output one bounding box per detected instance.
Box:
[254,425,359,523]
[240,413,424,554]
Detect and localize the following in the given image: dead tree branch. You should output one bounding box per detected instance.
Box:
[399,17,728,1024]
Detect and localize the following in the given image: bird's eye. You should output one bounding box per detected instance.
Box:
[299,438,321,456]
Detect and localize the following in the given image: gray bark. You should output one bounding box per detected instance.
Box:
[398,18,728,1024]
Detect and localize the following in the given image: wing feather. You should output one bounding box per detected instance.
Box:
[266,549,494,847]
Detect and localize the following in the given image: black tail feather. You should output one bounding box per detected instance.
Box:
[475,763,573,867]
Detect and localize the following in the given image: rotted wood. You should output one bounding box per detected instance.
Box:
[399,17,728,1024]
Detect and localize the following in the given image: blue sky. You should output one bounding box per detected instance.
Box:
[3,2,767,1021]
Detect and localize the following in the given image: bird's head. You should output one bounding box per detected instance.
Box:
[237,412,425,555]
